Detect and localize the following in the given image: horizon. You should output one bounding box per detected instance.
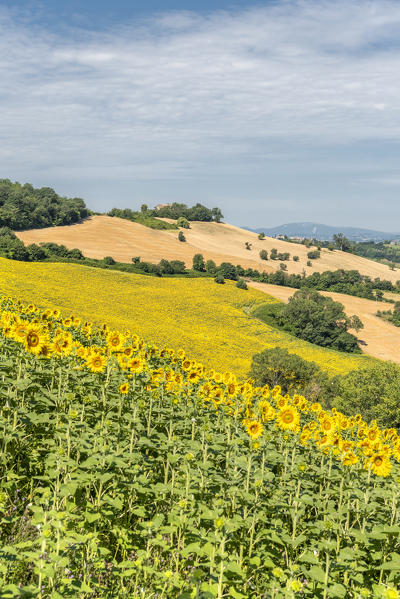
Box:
[2,0,400,230]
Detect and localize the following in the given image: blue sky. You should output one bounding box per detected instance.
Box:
[1,0,400,230]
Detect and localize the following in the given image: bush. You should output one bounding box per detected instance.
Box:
[279,263,287,271]
[132,256,141,264]
[258,232,265,240]
[178,231,186,242]
[218,262,237,280]
[277,289,362,353]
[192,253,206,271]
[249,347,321,394]
[307,260,312,267]
[177,217,190,229]
[270,248,278,260]
[236,278,248,290]
[214,273,225,284]
[103,256,116,265]
[332,363,400,428]
[293,255,299,261]
[307,250,320,260]
[259,249,268,260]
[205,259,217,274]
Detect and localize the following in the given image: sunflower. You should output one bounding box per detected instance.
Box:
[129,358,145,374]
[276,406,300,432]
[85,352,107,373]
[24,326,48,355]
[366,452,392,477]
[342,451,359,466]
[259,400,276,422]
[107,331,124,352]
[320,418,336,434]
[187,370,200,384]
[119,382,129,394]
[275,395,288,410]
[245,420,263,440]
[182,359,191,371]
[11,319,29,343]
[367,427,380,442]
[227,382,237,398]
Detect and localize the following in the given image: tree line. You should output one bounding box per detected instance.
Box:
[0,179,89,230]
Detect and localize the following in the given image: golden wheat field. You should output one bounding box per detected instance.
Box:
[0,257,375,376]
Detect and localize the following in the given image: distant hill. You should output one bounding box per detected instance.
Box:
[250,222,400,242]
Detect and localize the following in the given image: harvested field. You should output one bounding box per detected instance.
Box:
[16,215,400,282]
[249,281,400,364]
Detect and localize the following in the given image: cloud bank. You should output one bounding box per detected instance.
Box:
[1,1,400,225]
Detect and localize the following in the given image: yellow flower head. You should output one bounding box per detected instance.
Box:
[276,406,300,432]
[245,420,263,440]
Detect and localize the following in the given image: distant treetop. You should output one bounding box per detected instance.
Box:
[155,202,223,222]
[0,179,89,231]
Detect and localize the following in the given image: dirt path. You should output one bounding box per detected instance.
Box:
[248,282,400,364]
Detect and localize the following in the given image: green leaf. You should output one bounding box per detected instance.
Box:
[327,583,347,597]
[308,565,326,583]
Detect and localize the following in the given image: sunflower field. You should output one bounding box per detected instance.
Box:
[0,258,374,377]
[0,295,399,599]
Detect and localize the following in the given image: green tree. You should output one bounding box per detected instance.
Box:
[278,289,361,353]
[332,363,400,428]
[333,233,351,252]
[214,273,225,284]
[218,262,237,280]
[270,248,278,260]
[211,207,223,222]
[178,231,186,242]
[259,250,268,260]
[245,242,252,250]
[192,253,206,271]
[177,217,190,229]
[205,259,217,274]
[236,278,248,290]
[258,232,265,240]
[249,347,321,394]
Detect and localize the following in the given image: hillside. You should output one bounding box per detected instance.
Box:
[251,221,400,242]
[249,282,400,364]
[15,214,400,283]
[0,257,373,377]
[1,295,398,597]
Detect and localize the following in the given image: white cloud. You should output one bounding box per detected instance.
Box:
[1,0,400,182]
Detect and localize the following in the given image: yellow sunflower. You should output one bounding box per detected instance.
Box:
[276,406,300,432]
[119,382,129,394]
[25,326,48,355]
[259,400,276,422]
[366,452,392,477]
[85,352,107,373]
[107,331,124,352]
[245,420,264,440]
[342,452,359,466]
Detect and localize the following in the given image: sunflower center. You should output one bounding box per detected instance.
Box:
[27,333,39,347]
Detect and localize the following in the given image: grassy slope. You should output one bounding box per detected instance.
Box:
[0,258,374,376]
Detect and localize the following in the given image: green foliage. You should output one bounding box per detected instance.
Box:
[279,263,287,271]
[293,255,299,262]
[270,248,278,260]
[177,216,190,229]
[249,347,321,394]
[258,232,265,240]
[156,202,223,222]
[217,262,237,281]
[178,231,186,242]
[108,207,178,230]
[307,250,321,260]
[235,278,248,290]
[333,233,352,252]
[103,256,116,265]
[214,273,225,284]
[192,253,206,272]
[205,259,217,274]
[159,259,186,275]
[0,179,89,230]
[307,260,312,267]
[259,249,268,260]
[245,242,252,250]
[332,363,400,428]
[278,289,362,353]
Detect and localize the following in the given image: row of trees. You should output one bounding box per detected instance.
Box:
[109,203,224,226]
[0,179,89,230]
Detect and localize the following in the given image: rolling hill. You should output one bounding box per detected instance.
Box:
[250,221,400,242]
[15,215,400,283]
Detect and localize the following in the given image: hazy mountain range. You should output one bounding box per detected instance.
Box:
[248,222,400,242]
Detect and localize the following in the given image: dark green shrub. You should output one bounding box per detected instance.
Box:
[214,274,225,284]
[192,253,206,271]
[259,250,268,260]
[103,256,116,265]
[236,278,248,290]
[178,231,186,242]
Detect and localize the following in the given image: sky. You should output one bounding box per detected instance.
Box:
[1,0,400,231]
